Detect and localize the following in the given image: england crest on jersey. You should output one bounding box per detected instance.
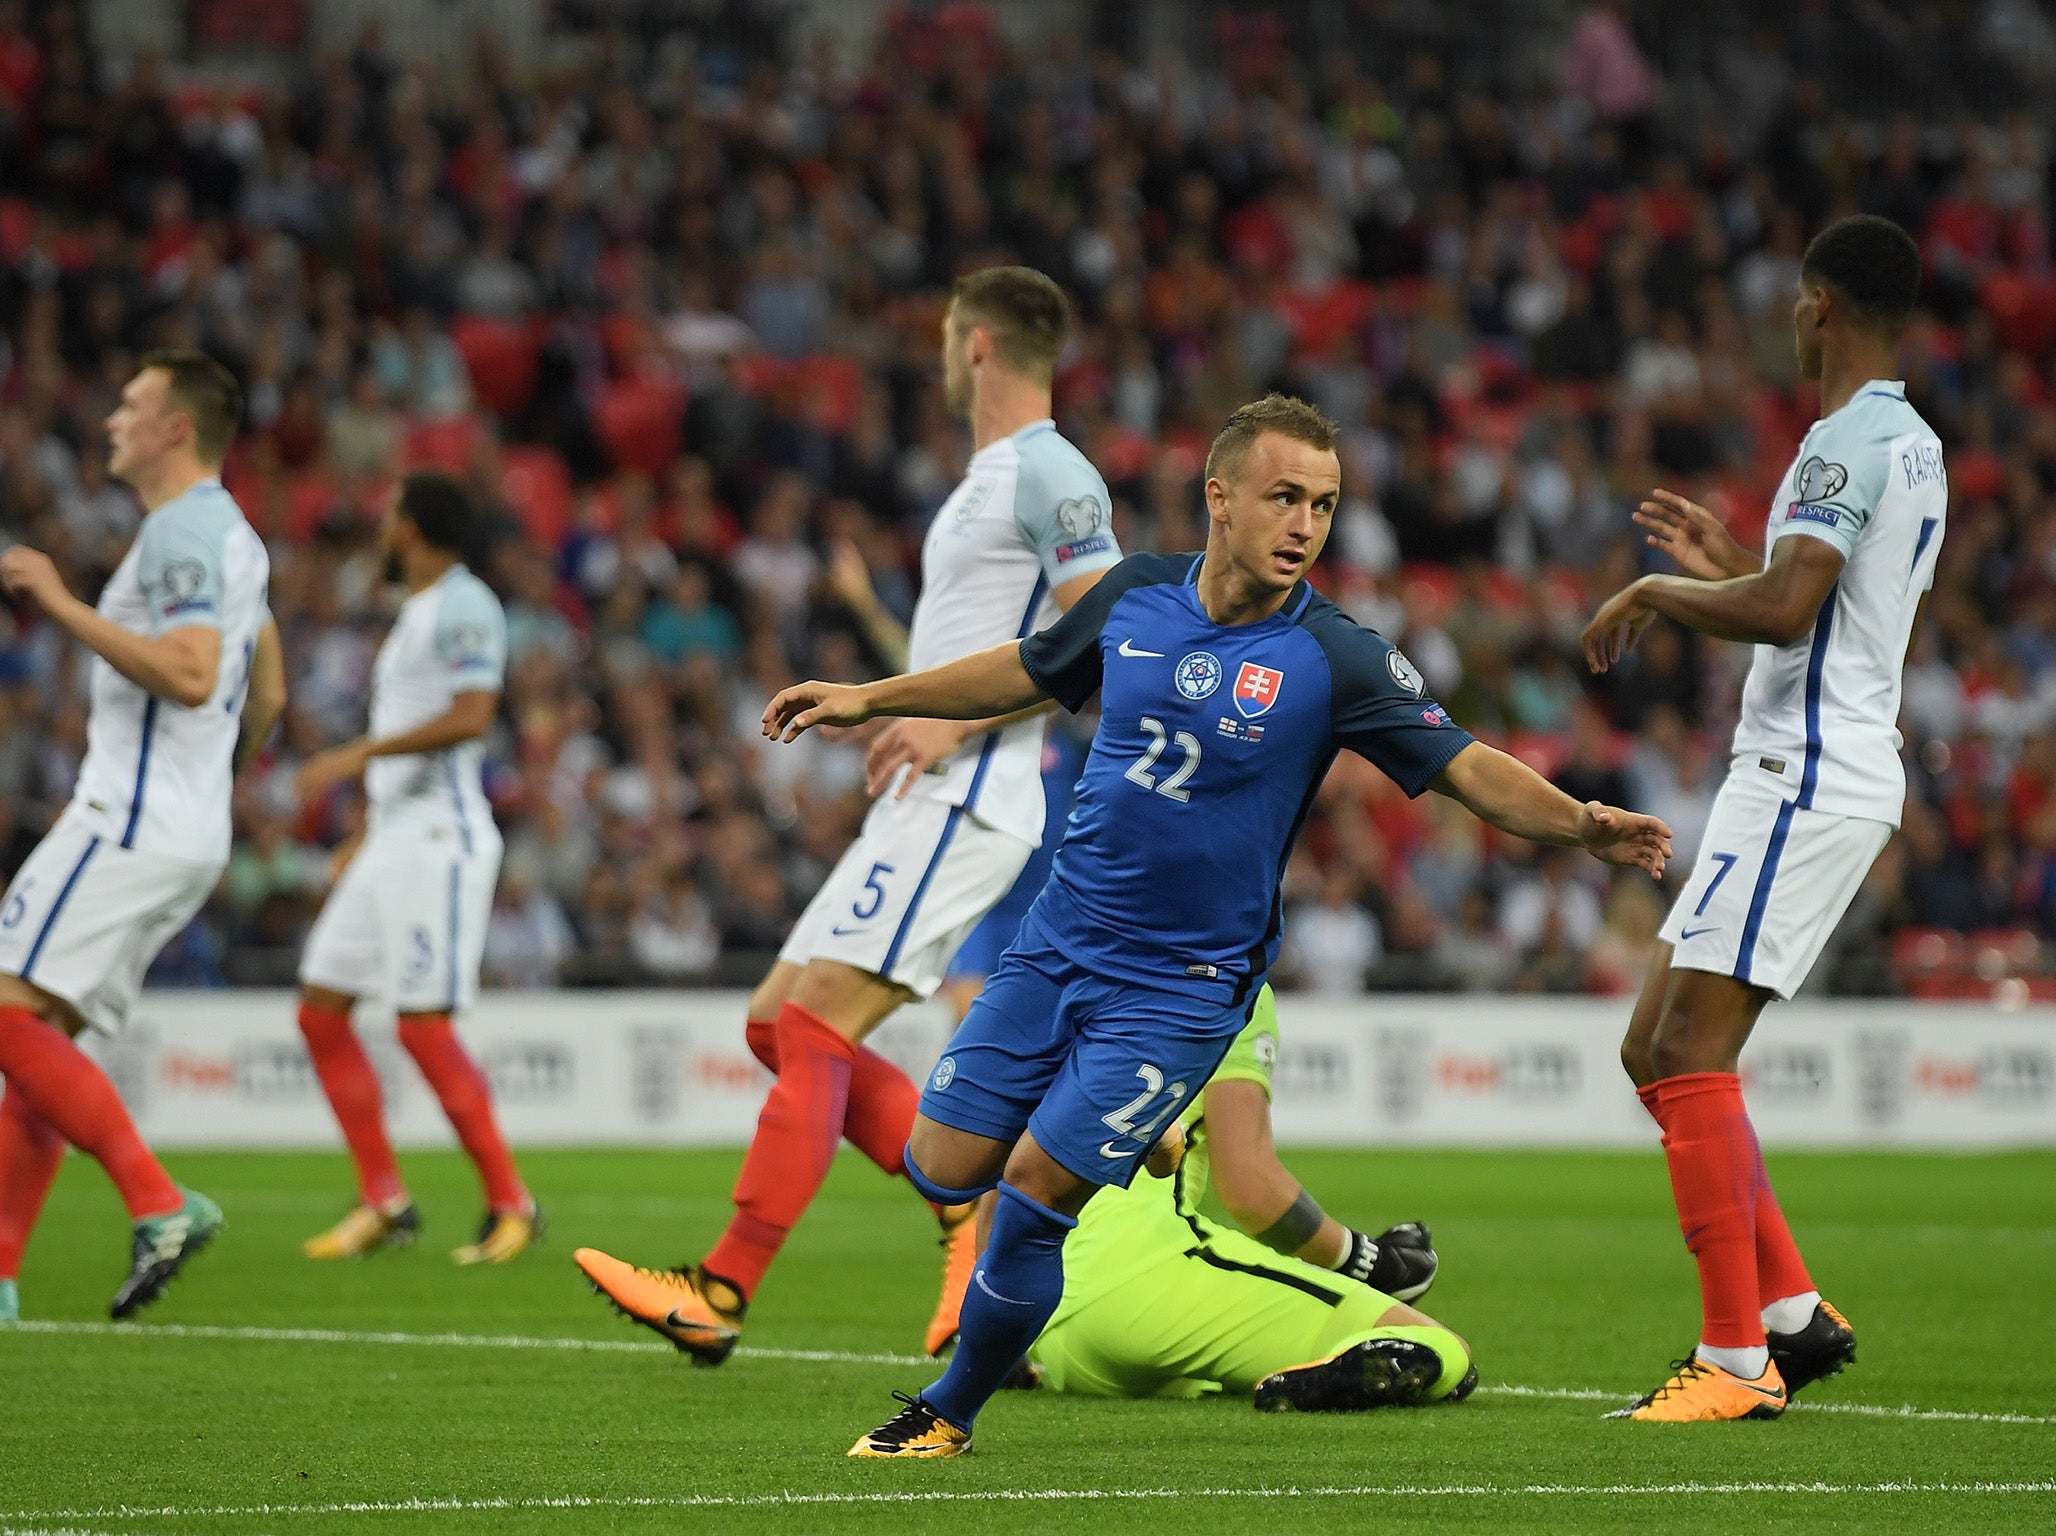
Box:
[1234,661,1283,718]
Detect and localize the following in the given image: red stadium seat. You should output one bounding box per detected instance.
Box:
[1506,731,1571,780]
[284,473,348,542]
[600,312,642,372]
[1980,271,2056,358]
[794,354,863,435]
[733,353,789,397]
[403,416,485,474]
[0,199,31,263]
[499,444,576,548]
[1400,563,1460,626]
[1890,926,1967,970]
[449,317,540,421]
[1484,568,1531,614]
[1967,927,2042,980]
[1278,278,1371,354]
[593,376,687,478]
[1537,565,1590,611]
[1950,447,2006,502]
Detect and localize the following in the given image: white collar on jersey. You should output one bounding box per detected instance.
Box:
[971,419,1056,464]
[1812,379,1906,427]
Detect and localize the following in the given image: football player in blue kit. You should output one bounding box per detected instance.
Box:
[762,394,1674,1458]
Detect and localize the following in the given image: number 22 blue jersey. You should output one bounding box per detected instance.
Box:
[1017,552,1474,1003]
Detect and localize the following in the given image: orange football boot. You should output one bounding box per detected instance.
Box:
[848,1392,972,1458]
[924,1203,978,1357]
[1609,1354,1787,1422]
[574,1247,742,1365]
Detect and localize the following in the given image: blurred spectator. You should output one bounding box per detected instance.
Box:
[1500,847,1605,969]
[483,854,575,988]
[1281,866,1384,996]
[0,0,2042,1002]
[628,867,721,979]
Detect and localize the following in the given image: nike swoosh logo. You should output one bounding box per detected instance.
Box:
[1729,1375,1786,1400]
[830,924,866,937]
[1117,639,1164,658]
[1678,926,1718,940]
[973,1270,1036,1306]
[1099,1141,1132,1159]
[663,1310,738,1338]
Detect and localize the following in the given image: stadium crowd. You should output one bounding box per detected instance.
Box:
[3,0,2056,998]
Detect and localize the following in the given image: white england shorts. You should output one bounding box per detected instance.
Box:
[300,825,500,1013]
[1660,768,1892,1001]
[0,811,220,1033]
[779,791,1033,999]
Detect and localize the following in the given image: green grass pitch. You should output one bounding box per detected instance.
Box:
[3,1145,2053,1534]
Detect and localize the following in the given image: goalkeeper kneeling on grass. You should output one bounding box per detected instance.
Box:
[1014,986,1475,1411]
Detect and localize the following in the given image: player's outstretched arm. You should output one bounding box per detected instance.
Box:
[1583,534,1844,671]
[0,545,221,707]
[1634,489,1759,582]
[763,641,1047,743]
[862,564,1110,799]
[1432,741,1671,877]
[296,690,499,803]
[234,619,287,773]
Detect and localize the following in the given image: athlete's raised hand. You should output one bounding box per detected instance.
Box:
[825,538,880,614]
[763,680,875,742]
[0,545,70,612]
[1575,802,1672,878]
[1581,579,1656,672]
[1634,489,1756,582]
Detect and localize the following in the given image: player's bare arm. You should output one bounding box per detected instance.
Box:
[1431,740,1671,877]
[1634,489,1760,582]
[234,620,287,774]
[296,689,500,803]
[1584,535,1844,671]
[826,535,912,672]
[864,565,1108,799]
[0,545,222,708]
[1202,1078,1354,1266]
[765,642,1046,742]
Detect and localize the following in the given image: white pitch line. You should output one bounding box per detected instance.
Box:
[1470,1382,2056,1426]
[4,1319,930,1367]
[16,1481,2056,1524]
[11,1319,2055,1426]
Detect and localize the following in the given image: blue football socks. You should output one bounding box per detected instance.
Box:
[920,1181,1075,1430]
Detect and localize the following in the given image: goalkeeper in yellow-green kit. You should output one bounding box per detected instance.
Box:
[1012,987,1475,1410]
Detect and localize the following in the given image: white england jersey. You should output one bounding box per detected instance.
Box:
[69,478,270,865]
[364,565,506,846]
[1731,379,1945,826]
[904,418,1122,846]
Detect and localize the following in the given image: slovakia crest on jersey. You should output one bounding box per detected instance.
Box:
[1175,651,1223,700]
[1233,661,1284,718]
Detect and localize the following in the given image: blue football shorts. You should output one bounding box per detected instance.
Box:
[918,920,1251,1189]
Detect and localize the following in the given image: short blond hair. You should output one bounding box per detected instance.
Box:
[1204,393,1338,485]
